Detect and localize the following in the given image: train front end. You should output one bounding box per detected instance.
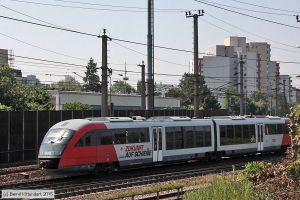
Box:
[38,127,75,169]
[38,119,82,170]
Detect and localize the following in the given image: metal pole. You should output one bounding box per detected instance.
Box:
[186,10,204,118]
[193,14,200,118]
[101,29,109,117]
[146,0,154,110]
[138,61,146,110]
[275,63,279,116]
[239,55,245,116]
[283,79,288,113]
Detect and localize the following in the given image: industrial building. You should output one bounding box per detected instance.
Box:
[49,90,180,110]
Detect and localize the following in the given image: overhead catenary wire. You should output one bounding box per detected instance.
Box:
[0,15,99,37]
[229,0,300,14]
[0,31,88,61]
[194,0,300,30]
[200,0,296,16]
[4,0,185,13]
[1,14,300,63]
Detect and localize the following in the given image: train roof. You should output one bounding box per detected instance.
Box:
[49,116,287,131]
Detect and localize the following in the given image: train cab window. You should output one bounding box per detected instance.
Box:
[265,124,287,135]
[76,131,97,147]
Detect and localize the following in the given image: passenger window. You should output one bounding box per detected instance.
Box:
[127,129,140,143]
[204,126,211,147]
[184,126,195,148]
[114,130,127,144]
[175,127,184,149]
[166,127,175,150]
[76,131,96,147]
[140,128,150,143]
[100,132,113,145]
[195,126,206,147]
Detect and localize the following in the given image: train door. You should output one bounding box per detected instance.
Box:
[257,124,265,151]
[152,127,163,162]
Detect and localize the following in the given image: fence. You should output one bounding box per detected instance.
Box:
[0,109,228,163]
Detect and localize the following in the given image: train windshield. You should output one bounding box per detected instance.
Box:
[42,128,75,144]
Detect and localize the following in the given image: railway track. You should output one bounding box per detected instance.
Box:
[0,154,284,199]
[0,164,39,176]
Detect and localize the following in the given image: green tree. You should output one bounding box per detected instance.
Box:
[287,104,300,160]
[165,86,182,98]
[0,103,11,111]
[24,85,52,110]
[52,75,82,91]
[83,58,101,92]
[63,101,91,110]
[137,81,162,96]
[221,85,240,115]
[246,91,268,115]
[0,65,52,111]
[202,84,221,110]
[111,81,136,94]
[165,73,220,109]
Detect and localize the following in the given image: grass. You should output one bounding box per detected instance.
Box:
[95,174,214,200]
[184,174,255,200]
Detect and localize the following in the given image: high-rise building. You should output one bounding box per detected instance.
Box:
[0,49,8,66]
[246,42,271,94]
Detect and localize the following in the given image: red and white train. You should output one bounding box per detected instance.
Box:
[38,116,291,172]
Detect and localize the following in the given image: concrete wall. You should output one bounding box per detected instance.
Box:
[49,90,180,110]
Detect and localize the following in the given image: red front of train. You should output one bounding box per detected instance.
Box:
[38,119,119,170]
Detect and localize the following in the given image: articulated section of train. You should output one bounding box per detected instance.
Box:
[38,116,291,172]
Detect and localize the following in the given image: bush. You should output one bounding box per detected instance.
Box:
[184,175,254,200]
[242,161,267,180]
[63,101,91,110]
[286,160,300,181]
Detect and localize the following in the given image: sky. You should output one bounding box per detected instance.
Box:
[0,0,299,88]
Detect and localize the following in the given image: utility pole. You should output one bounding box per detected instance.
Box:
[186,10,204,118]
[283,79,288,113]
[101,29,110,117]
[108,68,113,116]
[239,55,245,116]
[138,61,146,110]
[146,0,154,110]
[275,63,279,116]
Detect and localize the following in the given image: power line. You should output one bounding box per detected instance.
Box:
[229,0,300,14]
[0,3,64,27]
[51,0,186,12]
[111,41,188,67]
[0,15,99,37]
[194,0,300,30]
[205,12,300,50]
[5,0,189,12]
[5,0,184,13]
[2,14,300,62]
[0,52,86,67]
[0,31,88,61]
[200,0,295,16]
